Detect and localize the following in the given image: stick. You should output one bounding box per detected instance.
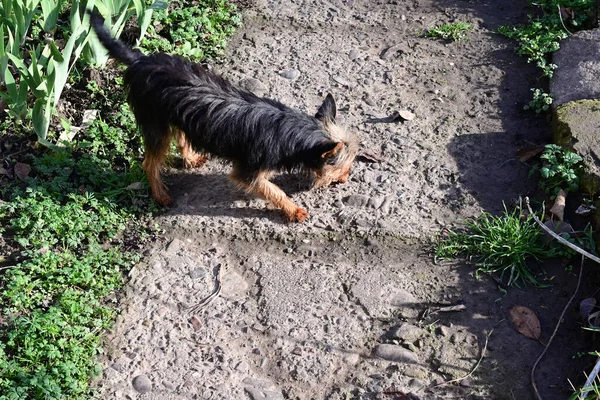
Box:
[531,256,584,400]
[188,264,223,314]
[524,197,600,264]
[581,357,600,399]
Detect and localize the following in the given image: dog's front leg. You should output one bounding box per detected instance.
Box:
[230,168,309,222]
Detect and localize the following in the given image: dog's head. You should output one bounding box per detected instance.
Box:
[312,94,358,187]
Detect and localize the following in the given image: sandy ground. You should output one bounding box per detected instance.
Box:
[96,1,596,399]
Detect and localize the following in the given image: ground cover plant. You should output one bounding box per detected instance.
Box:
[425,21,472,42]
[0,0,241,397]
[499,0,597,110]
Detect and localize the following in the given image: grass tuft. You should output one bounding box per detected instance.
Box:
[435,204,554,287]
[425,22,473,42]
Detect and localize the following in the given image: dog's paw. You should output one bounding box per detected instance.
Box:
[184,154,208,169]
[286,207,309,223]
[154,193,173,207]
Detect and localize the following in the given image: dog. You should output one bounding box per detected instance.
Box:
[89,11,358,222]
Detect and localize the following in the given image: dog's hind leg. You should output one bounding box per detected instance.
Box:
[142,128,173,206]
[229,168,309,222]
[174,129,208,169]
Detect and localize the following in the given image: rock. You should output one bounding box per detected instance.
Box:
[189,267,207,280]
[279,69,301,80]
[348,49,360,60]
[380,44,406,60]
[388,323,425,342]
[243,377,285,400]
[551,29,600,106]
[239,77,268,96]
[166,238,181,254]
[373,344,419,364]
[132,374,152,393]
[220,269,249,300]
[343,194,369,207]
[396,110,415,121]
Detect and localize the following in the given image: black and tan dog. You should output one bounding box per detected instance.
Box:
[89,11,358,222]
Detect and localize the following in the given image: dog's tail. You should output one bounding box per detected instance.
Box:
[88,10,143,65]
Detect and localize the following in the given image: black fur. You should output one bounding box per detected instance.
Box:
[89,10,339,180]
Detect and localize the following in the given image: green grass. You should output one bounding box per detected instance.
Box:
[425,22,473,42]
[435,204,554,287]
[0,1,241,397]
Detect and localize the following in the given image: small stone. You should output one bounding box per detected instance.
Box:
[343,194,369,207]
[156,306,169,317]
[235,361,250,373]
[388,323,425,342]
[348,49,359,60]
[132,374,152,393]
[166,238,181,254]
[291,346,302,356]
[396,110,415,121]
[437,326,452,337]
[279,69,300,80]
[373,344,419,364]
[221,269,249,300]
[239,77,268,96]
[190,315,202,331]
[460,378,473,387]
[163,380,175,390]
[189,268,207,280]
[408,378,424,389]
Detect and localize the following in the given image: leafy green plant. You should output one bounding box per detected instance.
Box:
[435,204,554,286]
[537,144,584,195]
[142,0,241,60]
[524,88,553,113]
[425,21,473,42]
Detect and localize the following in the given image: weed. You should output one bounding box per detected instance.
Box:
[425,22,473,42]
[142,0,241,61]
[435,204,554,287]
[524,88,553,113]
[536,144,583,196]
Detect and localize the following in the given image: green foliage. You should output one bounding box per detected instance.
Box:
[537,144,584,195]
[0,0,158,146]
[142,0,241,60]
[498,0,595,78]
[524,88,553,113]
[435,204,553,287]
[425,22,473,42]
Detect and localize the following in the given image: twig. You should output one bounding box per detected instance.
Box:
[188,264,223,314]
[428,329,493,389]
[524,197,600,264]
[557,4,573,35]
[531,255,584,400]
[581,357,600,399]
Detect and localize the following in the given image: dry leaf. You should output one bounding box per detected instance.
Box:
[580,298,597,319]
[14,162,31,180]
[126,182,144,190]
[541,220,574,245]
[509,305,541,340]
[589,311,600,329]
[0,167,9,176]
[549,189,567,221]
[575,204,596,216]
[516,146,544,162]
[357,149,385,163]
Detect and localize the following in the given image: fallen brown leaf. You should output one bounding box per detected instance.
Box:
[516,146,544,162]
[580,298,597,319]
[549,189,567,221]
[357,149,385,163]
[14,162,31,180]
[509,305,541,340]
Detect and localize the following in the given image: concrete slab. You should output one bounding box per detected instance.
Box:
[551,29,600,106]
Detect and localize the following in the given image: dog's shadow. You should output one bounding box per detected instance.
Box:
[164,170,313,221]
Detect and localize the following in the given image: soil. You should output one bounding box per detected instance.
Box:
[96,0,600,399]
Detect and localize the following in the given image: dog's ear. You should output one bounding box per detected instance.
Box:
[314,141,343,159]
[315,94,337,122]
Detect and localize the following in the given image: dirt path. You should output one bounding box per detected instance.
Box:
[97,1,593,399]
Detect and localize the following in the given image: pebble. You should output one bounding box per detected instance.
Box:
[279,69,300,80]
[239,77,268,96]
[373,344,419,364]
[132,374,152,393]
[343,194,369,207]
[166,238,181,254]
[348,49,359,60]
[190,315,202,331]
[189,268,207,280]
[220,270,249,300]
[388,323,425,342]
